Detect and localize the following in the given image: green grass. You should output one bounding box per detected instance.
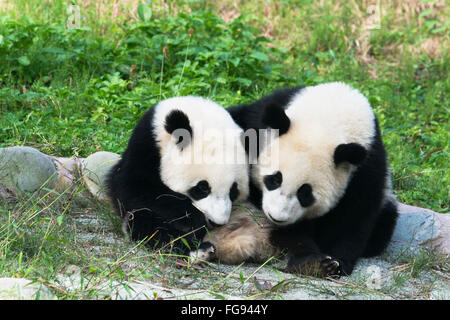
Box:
[0,0,448,299]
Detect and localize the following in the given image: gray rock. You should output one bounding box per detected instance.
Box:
[391,203,450,254]
[81,151,120,201]
[0,146,57,193]
[0,277,54,300]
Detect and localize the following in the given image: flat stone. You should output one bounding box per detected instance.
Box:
[0,277,54,300]
[0,146,57,193]
[390,203,450,254]
[81,151,120,201]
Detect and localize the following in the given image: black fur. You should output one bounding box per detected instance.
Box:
[187,180,211,201]
[228,86,398,277]
[164,109,192,136]
[334,143,367,166]
[106,107,207,254]
[262,104,290,135]
[229,182,240,202]
[164,110,192,150]
[263,171,282,191]
[297,184,315,207]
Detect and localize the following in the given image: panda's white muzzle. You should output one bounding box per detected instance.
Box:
[193,196,232,226]
[262,189,302,225]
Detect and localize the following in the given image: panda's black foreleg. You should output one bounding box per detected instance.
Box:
[285,252,341,279]
[320,235,370,276]
[123,193,208,255]
[271,227,342,279]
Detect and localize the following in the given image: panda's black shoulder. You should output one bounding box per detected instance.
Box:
[107,106,161,187]
[126,107,157,149]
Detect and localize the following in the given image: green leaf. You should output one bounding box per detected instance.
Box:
[137,3,152,22]
[18,56,30,66]
[270,279,296,292]
[216,77,226,84]
[42,47,66,54]
[239,271,244,284]
[180,238,191,250]
[235,77,252,86]
[229,57,240,67]
[425,19,437,29]
[419,9,434,19]
[250,51,269,62]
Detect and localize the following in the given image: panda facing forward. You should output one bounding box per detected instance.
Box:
[199,82,398,278]
[106,96,249,254]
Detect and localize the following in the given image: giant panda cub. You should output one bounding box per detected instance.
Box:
[196,82,398,278]
[106,96,249,254]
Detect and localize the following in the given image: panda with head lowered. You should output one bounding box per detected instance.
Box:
[196,82,398,278]
[106,96,249,254]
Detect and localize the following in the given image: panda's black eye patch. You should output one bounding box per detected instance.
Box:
[263,171,282,191]
[229,182,239,201]
[188,180,211,200]
[297,184,315,207]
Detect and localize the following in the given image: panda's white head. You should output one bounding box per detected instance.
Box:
[153,96,249,226]
[254,82,376,226]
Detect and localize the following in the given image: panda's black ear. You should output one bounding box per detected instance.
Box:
[164,110,193,150]
[262,104,290,136]
[334,143,367,167]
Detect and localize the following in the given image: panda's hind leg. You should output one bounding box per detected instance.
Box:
[196,208,275,265]
[213,232,261,264]
[189,227,259,265]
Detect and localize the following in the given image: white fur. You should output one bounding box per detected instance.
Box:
[152,96,249,225]
[255,82,376,224]
[262,188,300,225]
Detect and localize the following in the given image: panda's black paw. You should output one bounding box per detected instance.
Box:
[285,253,342,279]
[189,242,216,265]
[320,256,341,279]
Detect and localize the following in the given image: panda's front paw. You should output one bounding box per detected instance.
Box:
[285,253,342,279]
[189,242,216,265]
[320,256,341,279]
